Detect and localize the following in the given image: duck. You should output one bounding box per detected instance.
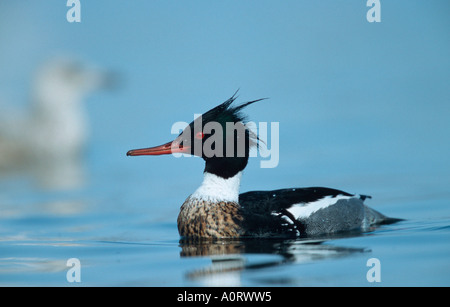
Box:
[0,57,116,188]
[127,94,400,239]
[0,57,115,168]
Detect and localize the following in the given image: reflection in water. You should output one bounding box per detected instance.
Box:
[0,257,68,274]
[0,56,117,190]
[180,236,368,286]
[0,199,88,219]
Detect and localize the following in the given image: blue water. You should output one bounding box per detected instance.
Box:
[1,168,449,286]
[1,1,449,286]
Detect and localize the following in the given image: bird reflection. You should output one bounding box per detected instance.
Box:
[180,235,368,286]
[0,57,116,189]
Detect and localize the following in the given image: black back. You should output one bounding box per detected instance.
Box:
[239,187,353,213]
[238,187,355,237]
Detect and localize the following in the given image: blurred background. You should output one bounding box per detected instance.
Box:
[0,1,449,286]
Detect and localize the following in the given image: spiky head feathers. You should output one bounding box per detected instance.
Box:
[175,93,264,178]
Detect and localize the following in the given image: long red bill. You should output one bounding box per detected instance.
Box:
[126,140,189,156]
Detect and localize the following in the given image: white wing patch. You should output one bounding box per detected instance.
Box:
[285,194,354,220]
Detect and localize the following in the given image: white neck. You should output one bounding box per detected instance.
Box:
[190,171,242,203]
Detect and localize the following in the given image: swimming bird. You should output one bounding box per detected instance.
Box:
[0,57,115,178]
[127,94,399,239]
[0,57,116,188]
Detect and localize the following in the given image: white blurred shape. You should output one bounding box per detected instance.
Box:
[0,56,115,189]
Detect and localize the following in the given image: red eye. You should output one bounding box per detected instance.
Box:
[195,132,205,140]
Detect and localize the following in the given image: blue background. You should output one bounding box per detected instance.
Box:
[0,1,449,286]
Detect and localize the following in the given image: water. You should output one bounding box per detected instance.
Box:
[1,1,449,286]
[1,158,449,286]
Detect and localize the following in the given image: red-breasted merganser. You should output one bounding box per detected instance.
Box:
[127,94,400,239]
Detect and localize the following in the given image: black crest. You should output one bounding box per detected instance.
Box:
[178,92,265,178]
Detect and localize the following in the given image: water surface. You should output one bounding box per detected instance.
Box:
[0,1,449,286]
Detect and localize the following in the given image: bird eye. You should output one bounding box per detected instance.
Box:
[195,132,205,140]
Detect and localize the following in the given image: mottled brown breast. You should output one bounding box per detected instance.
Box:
[177,196,244,239]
